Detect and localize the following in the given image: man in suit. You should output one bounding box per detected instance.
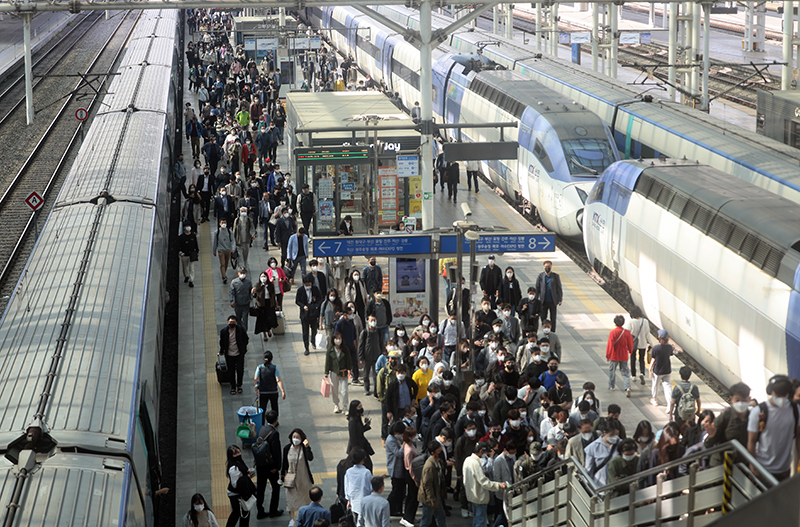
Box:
[196,165,215,222]
[255,410,284,519]
[307,259,328,298]
[296,274,321,356]
[479,255,503,309]
[214,185,236,227]
[446,161,460,203]
[274,208,296,269]
[219,315,249,394]
[534,260,563,333]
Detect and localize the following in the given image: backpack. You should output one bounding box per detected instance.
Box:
[253,429,275,467]
[674,383,698,422]
[411,452,430,484]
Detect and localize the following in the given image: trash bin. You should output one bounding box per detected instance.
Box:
[237,406,263,447]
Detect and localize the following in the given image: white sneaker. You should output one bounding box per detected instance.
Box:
[333,405,341,414]
[400,519,414,527]
[289,520,295,527]
[650,398,658,407]
[626,389,631,398]
[461,509,470,518]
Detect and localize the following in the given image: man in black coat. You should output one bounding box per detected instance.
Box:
[274,210,296,269]
[517,286,541,334]
[384,364,419,422]
[196,166,216,222]
[446,161,460,203]
[479,255,503,309]
[219,315,249,393]
[214,186,236,227]
[254,410,284,519]
[534,260,563,332]
[295,274,321,356]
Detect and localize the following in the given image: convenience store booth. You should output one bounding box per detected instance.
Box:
[286,92,422,237]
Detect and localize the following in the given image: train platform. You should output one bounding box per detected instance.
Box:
[0,11,78,79]
[173,108,728,527]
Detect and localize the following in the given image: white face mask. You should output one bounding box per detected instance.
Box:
[220,224,227,229]
[490,342,498,350]
[397,374,406,381]
[496,355,506,363]
[482,305,490,312]
[520,411,527,418]
[476,379,485,387]
[305,286,312,292]
[773,396,789,408]
[509,420,521,428]
[639,436,651,443]
[283,213,290,218]
[430,327,438,335]
[606,435,620,444]
[411,339,418,346]
[220,190,227,196]
[239,274,246,280]
[292,437,302,446]
[478,410,486,417]
[506,272,513,278]
[369,321,377,328]
[543,328,550,334]
[732,401,750,414]
[311,266,318,272]
[353,275,360,281]
[421,364,429,372]
[240,212,247,217]
[466,429,477,438]
[422,319,430,327]
[270,262,277,268]
[334,339,342,346]
[397,330,405,337]
[329,296,336,302]
[622,454,636,462]
[488,259,494,265]
[528,294,535,301]
[533,354,541,362]
[581,432,594,442]
[503,311,511,318]
[493,326,502,334]
[184,227,192,234]
[260,276,268,284]
[444,380,453,387]
[194,504,205,512]
[540,346,550,354]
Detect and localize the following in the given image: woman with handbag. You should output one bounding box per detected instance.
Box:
[253,271,279,341]
[319,289,344,350]
[324,331,352,414]
[266,257,288,311]
[282,428,315,527]
[226,445,255,527]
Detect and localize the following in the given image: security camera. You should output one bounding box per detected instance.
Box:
[461,202,472,218]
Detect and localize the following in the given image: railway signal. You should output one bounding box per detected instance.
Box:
[75,108,88,121]
[25,191,44,238]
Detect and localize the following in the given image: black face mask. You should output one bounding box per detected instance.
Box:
[228,322,236,328]
[491,431,501,438]
[549,365,558,372]
[357,407,364,415]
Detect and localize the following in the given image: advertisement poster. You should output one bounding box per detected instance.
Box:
[408,175,422,217]
[379,169,398,226]
[390,258,429,325]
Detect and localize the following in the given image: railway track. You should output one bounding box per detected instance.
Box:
[0,10,141,311]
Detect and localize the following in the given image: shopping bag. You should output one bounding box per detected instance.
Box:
[315,333,326,350]
[320,377,332,398]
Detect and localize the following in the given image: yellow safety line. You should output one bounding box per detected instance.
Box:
[200,221,230,519]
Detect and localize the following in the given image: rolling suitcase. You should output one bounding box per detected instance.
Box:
[215,354,229,384]
[273,311,286,335]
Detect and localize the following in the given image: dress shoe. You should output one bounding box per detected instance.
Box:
[269,510,284,518]
[257,511,269,519]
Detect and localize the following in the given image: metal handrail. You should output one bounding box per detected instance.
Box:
[506,439,777,504]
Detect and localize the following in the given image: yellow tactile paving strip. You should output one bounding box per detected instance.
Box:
[200,220,231,519]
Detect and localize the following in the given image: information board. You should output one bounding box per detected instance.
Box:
[439,233,556,254]
[313,235,432,257]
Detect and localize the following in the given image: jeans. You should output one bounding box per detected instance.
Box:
[235,304,249,332]
[261,218,271,247]
[608,360,631,391]
[471,503,488,527]
[227,354,245,390]
[420,505,446,527]
[651,373,672,402]
[630,348,647,377]
[289,255,307,280]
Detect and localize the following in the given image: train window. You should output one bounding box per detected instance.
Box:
[586,181,605,203]
[561,139,615,175]
[533,139,554,173]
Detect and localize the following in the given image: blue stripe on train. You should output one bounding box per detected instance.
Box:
[787,263,800,379]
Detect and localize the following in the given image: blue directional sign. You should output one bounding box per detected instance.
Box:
[314,235,432,257]
[439,233,555,255]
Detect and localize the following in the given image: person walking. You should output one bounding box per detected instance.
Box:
[287,228,311,280]
[478,256,503,309]
[534,260,563,333]
[325,332,353,414]
[296,487,331,527]
[625,306,653,386]
[233,206,256,271]
[345,269,369,327]
[265,257,287,311]
[212,219,236,284]
[298,183,317,234]
[226,445,255,527]
[220,315,248,395]
[366,293,393,345]
[319,288,342,350]
[252,271,278,341]
[347,400,376,472]
[181,493,221,527]
[282,429,315,526]
[358,315,384,396]
[465,159,480,192]
[254,410,284,520]
[605,315,634,397]
[230,267,253,332]
[418,441,446,527]
[363,258,383,298]
[463,442,507,527]
[359,477,390,527]
[296,274,321,356]
[400,427,420,527]
[345,448,374,527]
[649,329,675,408]
[178,224,199,288]
[385,422,407,516]
[446,161,460,203]
[254,350,286,417]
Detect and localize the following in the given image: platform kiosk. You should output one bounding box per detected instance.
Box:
[287,92,421,236]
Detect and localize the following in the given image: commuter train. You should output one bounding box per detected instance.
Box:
[304,6,620,238]
[369,5,800,207]
[583,159,800,393]
[0,10,180,526]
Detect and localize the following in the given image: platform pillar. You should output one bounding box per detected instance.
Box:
[536,3,542,51]
[691,2,700,104]
[279,7,285,26]
[701,3,710,110]
[550,2,558,56]
[610,2,618,78]
[668,2,677,100]
[506,3,514,39]
[420,0,434,231]
[591,3,599,72]
[783,0,792,89]
[649,3,656,26]
[493,5,499,34]
[23,13,34,125]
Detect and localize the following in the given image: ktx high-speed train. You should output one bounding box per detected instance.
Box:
[583,159,800,394]
[304,6,619,238]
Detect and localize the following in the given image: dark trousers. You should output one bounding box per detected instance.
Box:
[467,171,480,191]
[200,191,211,220]
[350,349,360,382]
[227,495,250,527]
[540,302,558,332]
[268,222,276,245]
[363,360,377,393]
[447,180,458,200]
[380,402,390,440]
[388,476,406,515]
[227,354,245,389]
[630,348,647,378]
[259,393,280,420]
[256,465,281,515]
[301,316,316,352]
[268,142,278,162]
[403,471,419,523]
[301,213,313,234]
[280,244,288,269]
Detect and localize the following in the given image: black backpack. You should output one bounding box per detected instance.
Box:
[252,429,275,467]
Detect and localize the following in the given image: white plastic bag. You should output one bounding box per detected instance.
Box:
[314,333,326,350]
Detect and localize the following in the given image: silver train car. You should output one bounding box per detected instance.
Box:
[583,159,800,395]
[0,10,179,526]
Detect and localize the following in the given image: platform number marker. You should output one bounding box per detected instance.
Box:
[75,108,88,121]
[25,191,44,212]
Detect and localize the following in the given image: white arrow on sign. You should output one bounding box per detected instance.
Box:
[317,242,330,254]
[538,238,552,250]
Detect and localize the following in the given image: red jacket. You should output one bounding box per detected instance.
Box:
[606,326,633,362]
[242,142,256,161]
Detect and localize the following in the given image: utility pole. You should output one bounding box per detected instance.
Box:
[420,0,435,231]
[23,6,34,125]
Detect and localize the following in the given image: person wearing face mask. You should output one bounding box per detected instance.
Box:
[339,214,354,235]
[490,440,517,515]
[181,492,221,527]
[383,422,408,516]
[282,429,315,524]
[347,403,376,472]
[242,133,257,178]
[393,324,409,350]
[385,365,418,434]
[547,373,573,412]
[419,383,444,438]
[214,182,237,228]
[229,266,253,332]
[746,375,800,481]
[306,259,328,298]
[703,383,751,467]
[297,183,317,233]
[367,293,393,345]
[445,275,471,326]
[584,417,623,486]
[418,441,446,527]
[252,271,279,341]
[638,423,685,487]
[181,183,203,233]
[412,357,433,402]
[537,320,561,361]
[517,286,541,335]
[358,315,384,396]
[233,206,256,271]
[453,421,479,517]
[324,331,353,414]
[345,270,369,327]
[497,267,521,316]
[295,274,321,356]
[438,313,464,364]
[196,165,215,222]
[286,227,311,281]
[605,439,640,498]
[334,305,360,384]
[362,258,383,298]
[534,260,563,333]
[376,350,402,440]
[226,445,255,527]
[318,287,341,350]
[564,419,597,467]
[220,315,249,394]
[178,224,199,288]
[274,205,297,270]
[473,298,496,345]
[479,255,503,309]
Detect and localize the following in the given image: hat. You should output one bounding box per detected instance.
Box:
[658,329,669,340]
[493,318,504,326]
[388,350,401,358]
[529,441,543,457]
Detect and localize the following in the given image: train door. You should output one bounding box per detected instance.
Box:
[517,108,538,203]
[606,179,631,275]
[381,37,395,90]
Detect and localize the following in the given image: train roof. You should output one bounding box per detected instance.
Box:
[0,204,153,449]
[472,69,581,113]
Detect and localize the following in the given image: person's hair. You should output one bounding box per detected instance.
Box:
[438,427,454,440]
[442,370,454,381]
[620,438,638,454]
[289,428,307,442]
[426,336,438,345]
[396,364,408,374]
[555,438,568,454]
[227,315,237,322]
[226,445,244,472]
[466,401,480,412]
[474,370,485,380]
[391,421,406,435]
[729,382,751,399]
[656,423,682,465]
[427,382,441,393]
[598,417,621,435]
[630,306,643,319]
[607,404,621,416]
[464,420,477,429]
[578,400,591,412]
[542,319,552,327]
[578,418,594,429]
[555,373,568,386]
[527,286,536,294]
[402,427,418,445]
[189,493,210,525]
[548,356,560,364]
[508,409,520,420]
[613,315,625,327]
[583,381,596,391]
[504,385,518,400]
[633,420,653,441]
[309,486,323,502]
[679,366,692,381]
[439,402,453,415]
[698,409,715,423]
[428,440,443,454]
[351,448,367,464]
[265,410,278,425]
[563,422,577,435]
[474,441,491,454]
